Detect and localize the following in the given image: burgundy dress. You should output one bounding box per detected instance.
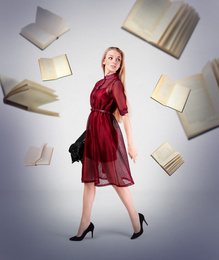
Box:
[82,73,134,187]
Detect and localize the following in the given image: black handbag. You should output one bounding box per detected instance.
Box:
[69,130,86,163]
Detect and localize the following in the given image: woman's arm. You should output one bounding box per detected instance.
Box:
[122,113,138,163]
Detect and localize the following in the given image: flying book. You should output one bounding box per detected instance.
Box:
[176,59,219,139]
[38,54,72,81]
[151,142,184,175]
[0,74,59,116]
[122,0,199,58]
[24,143,54,166]
[20,6,70,50]
[151,74,191,112]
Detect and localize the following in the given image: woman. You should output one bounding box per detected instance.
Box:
[70,47,148,241]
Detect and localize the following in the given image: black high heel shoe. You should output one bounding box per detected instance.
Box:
[69,222,94,241]
[131,213,148,240]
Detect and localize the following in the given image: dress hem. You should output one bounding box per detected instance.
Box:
[81,179,134,187]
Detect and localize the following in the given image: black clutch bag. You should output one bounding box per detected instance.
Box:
[69,130,86,163]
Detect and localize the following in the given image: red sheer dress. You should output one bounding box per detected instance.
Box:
[82,73,134,187]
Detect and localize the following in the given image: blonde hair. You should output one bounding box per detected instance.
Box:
[101,47,128,123]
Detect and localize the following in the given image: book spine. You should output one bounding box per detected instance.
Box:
[3,98,28,110]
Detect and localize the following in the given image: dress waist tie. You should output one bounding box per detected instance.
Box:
[91,108,112,114]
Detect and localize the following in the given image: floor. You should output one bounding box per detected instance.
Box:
[1,189,218,260]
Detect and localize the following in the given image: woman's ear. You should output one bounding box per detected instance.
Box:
[103,58,106,65]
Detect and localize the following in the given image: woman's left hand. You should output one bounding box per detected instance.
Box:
[128,144,138,163]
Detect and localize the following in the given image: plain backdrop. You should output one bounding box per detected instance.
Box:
[0,0,219,260]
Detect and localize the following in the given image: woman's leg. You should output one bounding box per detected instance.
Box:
[76,182,96,236]
[113,186,140,233]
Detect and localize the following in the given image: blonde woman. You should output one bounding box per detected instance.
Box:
[70,47,148,241]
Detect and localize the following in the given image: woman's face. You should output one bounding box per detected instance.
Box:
[103,50,121,75]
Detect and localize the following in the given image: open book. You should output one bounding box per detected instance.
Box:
[151,74,191,112]
[176,59,219,139]
[39,54,72,81]
[122,0,199,58]
[20,6,70,50]
[151,142,184,175]
[24,143,54,166]
[0,74,59,116]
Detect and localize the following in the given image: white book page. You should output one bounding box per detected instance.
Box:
[177,74,219,138]
[7,88,58,107]
[164,154,181,168]
[167,83,190,112]
[122,0,170,40]
[170,11,199,57]
[36,145,53,165]
[158,3,188,48]
[160,152,179,167]
[211,59,219,86]
[166,158,184,175]
[53,55,72,78]
[202,62,219,114]
[150,1,184,43]
[25,80,56,94]
[160,4,192,50]
[24,145,42,166]
[39,58,57,80]
[20,23,56,49]
[36,6,68,36]
[151,142,176,166]
[151,75,174,105]
[0,74,20,96]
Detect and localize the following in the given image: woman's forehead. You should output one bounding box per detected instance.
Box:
[106,50,121,57]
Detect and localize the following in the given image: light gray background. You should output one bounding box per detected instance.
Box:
[0,0,219,259]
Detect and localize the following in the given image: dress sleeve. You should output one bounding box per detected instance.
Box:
[111,80,128,115]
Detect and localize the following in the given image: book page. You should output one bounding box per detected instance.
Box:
[36,145,53,165]
[157,3,188,48]
[6,88,58,107]
[170,10,199,57]
[0,74,20,96]
[26,80,57,94]
[177,74,219,138]
[211,59,219,87]
[151,75,174,105]
[165,157,184,175]
[6,79,57,98]
[164,153,180,168]
[53,54,72,78]
[122,0,171,40]
[202,61,219,114]
[36,6,69,36]
[39,58,57,80]
[28,107,59,117]
[151,142,178,167]
[24,145,43,166]
[20,23,56,49]
[150,1,183,43]
[167,83,191,112]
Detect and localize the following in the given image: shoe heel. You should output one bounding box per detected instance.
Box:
[90,223,94,238]
[144,219,148,226]
[142,214,148,226]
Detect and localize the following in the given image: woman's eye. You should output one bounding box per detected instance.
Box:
[108,57,112,60]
